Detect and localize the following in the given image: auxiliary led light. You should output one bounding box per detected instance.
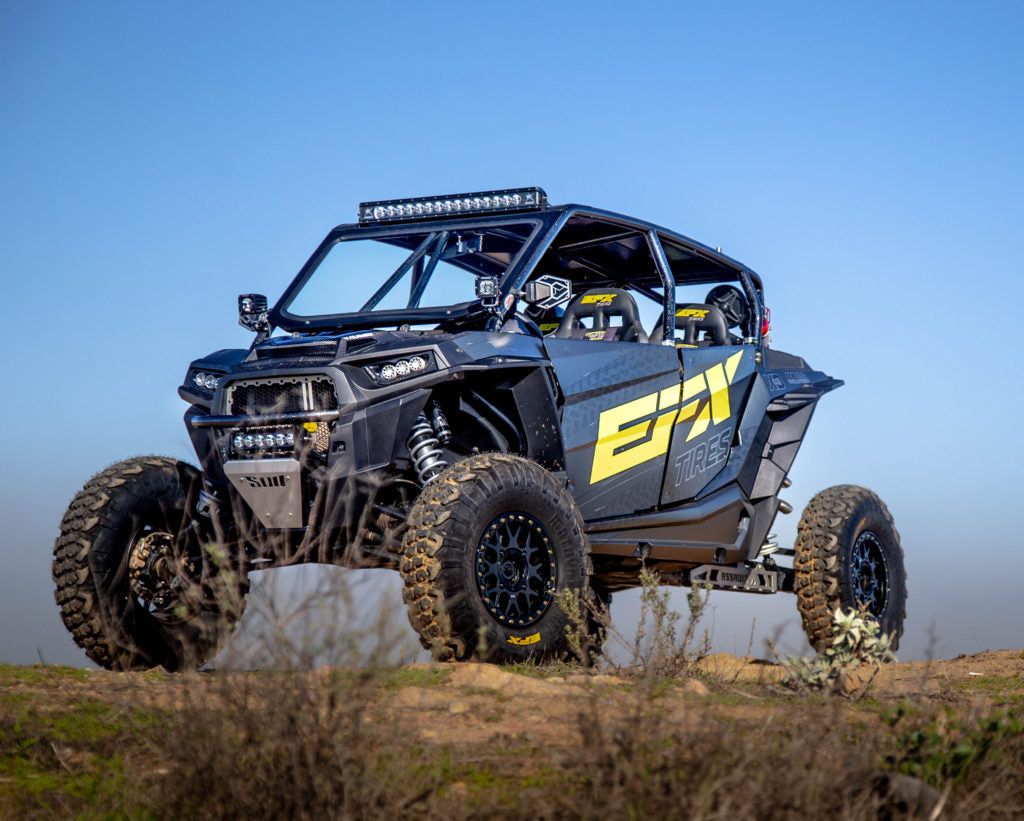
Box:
[359,187,547,224]
[364,352,434,385]
[233,430,296,452]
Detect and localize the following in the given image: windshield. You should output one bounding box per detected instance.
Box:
[278,220,540,328]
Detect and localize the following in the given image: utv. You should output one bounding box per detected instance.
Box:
[53,187,906,670]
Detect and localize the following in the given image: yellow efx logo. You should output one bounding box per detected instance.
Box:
[507,633,541,646]
[589,351,743,484]
[580,293,617,305]
[676,307,709,319]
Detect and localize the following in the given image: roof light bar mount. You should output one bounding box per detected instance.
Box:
[358,187,548,224]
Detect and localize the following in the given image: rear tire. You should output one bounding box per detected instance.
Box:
[793,484,907,652]
[400,453,594,663]
[53,456,248,671]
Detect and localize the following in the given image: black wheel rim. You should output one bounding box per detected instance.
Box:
[850,531,889,618]
[475,512,556,627]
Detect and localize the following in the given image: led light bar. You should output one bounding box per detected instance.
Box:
[358,187,547,224]
[232,431,295,451]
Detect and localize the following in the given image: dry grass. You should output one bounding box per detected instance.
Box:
[5,571,1024,819]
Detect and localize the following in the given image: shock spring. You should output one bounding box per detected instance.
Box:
[407,412,448,485]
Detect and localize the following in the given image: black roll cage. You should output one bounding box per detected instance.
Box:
[267,202,767,351]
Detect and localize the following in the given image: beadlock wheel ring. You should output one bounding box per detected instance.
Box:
[475,512,556,627]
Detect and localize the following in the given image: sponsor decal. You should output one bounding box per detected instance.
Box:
[507,633,541,646]
[584,330,607,340]
[590,383,680,484]
[676,307,709,319]
[590,351,744,485]
[673,426,732,487]
[580,293,617,306]
[677,351,743,443]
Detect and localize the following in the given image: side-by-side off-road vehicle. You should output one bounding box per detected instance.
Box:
[54,187,907,670]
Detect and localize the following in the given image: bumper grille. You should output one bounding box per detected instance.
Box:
[227,377,338,416]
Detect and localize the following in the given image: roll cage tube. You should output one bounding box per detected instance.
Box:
[647,230,677,345]
[409,231,450,308]
[737,267,764,350]
[504,211,680,340]
[360,232,437,311]
[497,206,581,331]
[271,214,549,333]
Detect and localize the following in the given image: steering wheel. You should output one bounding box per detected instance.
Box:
[705,285,749,329]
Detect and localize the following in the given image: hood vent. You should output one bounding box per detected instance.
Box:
[253,338,340,360]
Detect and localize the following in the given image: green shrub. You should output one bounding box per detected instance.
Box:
[782,606,895,693]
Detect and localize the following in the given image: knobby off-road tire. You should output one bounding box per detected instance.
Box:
[793,484,907,652]
[53,456,248,671]
[400,453,595,663]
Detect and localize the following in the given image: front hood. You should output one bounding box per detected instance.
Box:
[246,328,472,363]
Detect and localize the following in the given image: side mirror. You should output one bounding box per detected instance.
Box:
[238,294,270,335]
[524,275,571,310]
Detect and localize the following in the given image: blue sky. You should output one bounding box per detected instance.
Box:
[2,1,1022,666]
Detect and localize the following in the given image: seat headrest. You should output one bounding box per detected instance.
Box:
[649,303,729,345]
[555,288,642,332]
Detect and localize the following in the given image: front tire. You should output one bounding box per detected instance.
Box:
[400,453,594,663]
[793,484,907,651]
[53,456,248,671]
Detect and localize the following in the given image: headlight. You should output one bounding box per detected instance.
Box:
[363,352,437,386]
[189,370,223,394]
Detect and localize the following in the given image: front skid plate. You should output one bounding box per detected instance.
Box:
[223,458,302,529]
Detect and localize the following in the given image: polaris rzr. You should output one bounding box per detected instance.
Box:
[53,187,906,669]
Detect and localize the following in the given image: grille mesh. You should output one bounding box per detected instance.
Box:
[312,380,336,411]
[227,377,338,416]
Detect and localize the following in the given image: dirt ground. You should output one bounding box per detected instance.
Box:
[4,649,1024,819]
[5,648,1022,751]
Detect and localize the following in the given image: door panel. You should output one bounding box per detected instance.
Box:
[661,345,756,504]
[544,338,680,520]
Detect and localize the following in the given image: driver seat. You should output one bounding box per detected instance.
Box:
[553,288,648,343]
